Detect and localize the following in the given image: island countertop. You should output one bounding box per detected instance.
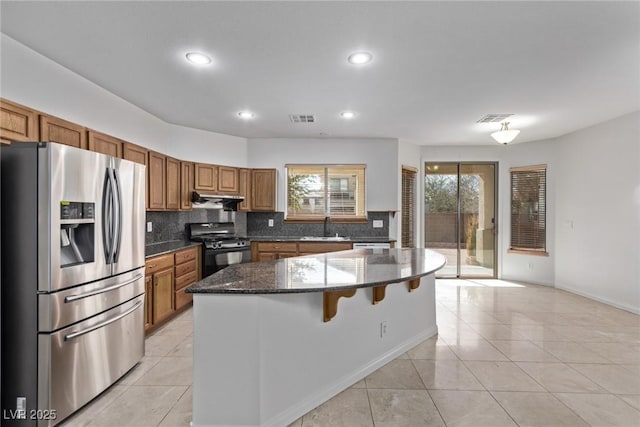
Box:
[186,248,446,294]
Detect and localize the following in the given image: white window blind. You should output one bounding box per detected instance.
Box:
[401,166,417,248]
[286,165,366,219]
[510,165,547,253]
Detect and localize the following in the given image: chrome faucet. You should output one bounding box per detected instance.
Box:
[323,216,329,237]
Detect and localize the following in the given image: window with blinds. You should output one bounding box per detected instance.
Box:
[510,164,547,254]
[286,165,366,219]
[401,166,417,248]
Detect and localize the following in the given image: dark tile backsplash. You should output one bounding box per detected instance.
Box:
[145,210,247,245]
[247,212,389,238]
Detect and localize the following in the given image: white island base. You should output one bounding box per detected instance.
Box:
[191,275,437,427]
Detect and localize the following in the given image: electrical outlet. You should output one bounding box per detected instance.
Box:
[380,321,388,338]
[528,263,534,271]
[146,221,152,233]
[372,220,383,228]
[268,219,274,227]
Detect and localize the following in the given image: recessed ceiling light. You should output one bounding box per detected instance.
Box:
[340,111,356,119]
[185,52,212,65]
[238,111,255,119]
[347,52,372,65]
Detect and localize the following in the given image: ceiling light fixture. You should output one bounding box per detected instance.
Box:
[237,111,255,119]
[491,122,520,144]
[347,52,372,65]
[185,52,212,65]
[340,111,356,119]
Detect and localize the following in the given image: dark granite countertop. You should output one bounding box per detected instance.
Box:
[186,248,445,294]
[248,236,396,243]
[146,240,201,258]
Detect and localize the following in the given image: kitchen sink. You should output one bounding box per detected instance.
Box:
[300,236,348,241]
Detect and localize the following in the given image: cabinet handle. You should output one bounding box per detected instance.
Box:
[148,264,156,268]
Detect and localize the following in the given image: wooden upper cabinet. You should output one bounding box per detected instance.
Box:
[148,151,166,210]
[122,142,148,166]
[166,157,180,210]
[251,168,277,211]
[180,161,194,210]
[218,166,239,194]
[0,98,38,143]
[194,163,218,192]
[87,130,123,157]
[40,114,86,149]
[238,168,251,211]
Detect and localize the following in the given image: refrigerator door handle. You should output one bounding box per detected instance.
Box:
[111,168,123,262]
[64,273,143,303]
[102,168,113,263]
[63,300,143,341]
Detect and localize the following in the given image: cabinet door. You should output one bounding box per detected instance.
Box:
[218,166,239,194]
[148,151,166,210]
[238,168,251,211]
[153,268,175,324]
[88,130,123,157]
[145,275,153,330]
[251,169,277,211]
[180,161,194,210]
[0,98,38,143]
[194,163,218,191]
[257,252,278,262]
[40,114,87,149]
[166,156,180,210]
[123,142,148,165]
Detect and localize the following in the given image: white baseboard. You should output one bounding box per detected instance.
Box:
[555,284,640,315]
[263,326,438,427]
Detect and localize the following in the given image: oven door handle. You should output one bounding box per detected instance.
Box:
[64,274,143,303]
[64,300,143,341]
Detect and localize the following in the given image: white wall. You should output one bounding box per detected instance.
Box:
[0,34,247,164]
[553,112,640,313]
[247,138,399,212]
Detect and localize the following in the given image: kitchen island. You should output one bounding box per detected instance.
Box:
[186,248,446,427]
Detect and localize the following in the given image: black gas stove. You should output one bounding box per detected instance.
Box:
[187,222,251,277]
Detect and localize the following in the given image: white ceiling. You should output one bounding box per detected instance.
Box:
[1,1,639,145]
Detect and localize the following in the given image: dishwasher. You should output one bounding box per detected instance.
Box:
[352,242,391,251]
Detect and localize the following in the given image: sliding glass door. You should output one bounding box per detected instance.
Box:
[424,162,497,278]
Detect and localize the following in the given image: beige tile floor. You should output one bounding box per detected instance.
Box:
[61,279,640,427]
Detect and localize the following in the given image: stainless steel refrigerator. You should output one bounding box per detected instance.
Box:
[1,142,146,426]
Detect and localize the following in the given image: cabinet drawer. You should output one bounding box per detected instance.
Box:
[257,242,297,253]
[175,247,198,264]
[146,254,174,275]
[175,270,197,291]
[175,287,193,310]
[175,259,196,277]
[297,242,352,254]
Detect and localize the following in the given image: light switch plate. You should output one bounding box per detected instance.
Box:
[146,221,152,232]
[372,220,383,228]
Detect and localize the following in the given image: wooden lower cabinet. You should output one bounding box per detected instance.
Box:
[251,241,353,261]
[174,246,199,310]
[145,276,153,331]
[152,267,175,324]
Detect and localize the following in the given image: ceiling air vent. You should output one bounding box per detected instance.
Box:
[289,114,316,123]
[476,113,513,123]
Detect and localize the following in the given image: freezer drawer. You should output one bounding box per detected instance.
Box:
[39,267,145,332]
[38,295,145,426]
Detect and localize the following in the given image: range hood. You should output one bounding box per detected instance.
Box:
[192,192,244,210]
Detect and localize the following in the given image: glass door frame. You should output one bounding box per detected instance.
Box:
[424,161,499,279]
